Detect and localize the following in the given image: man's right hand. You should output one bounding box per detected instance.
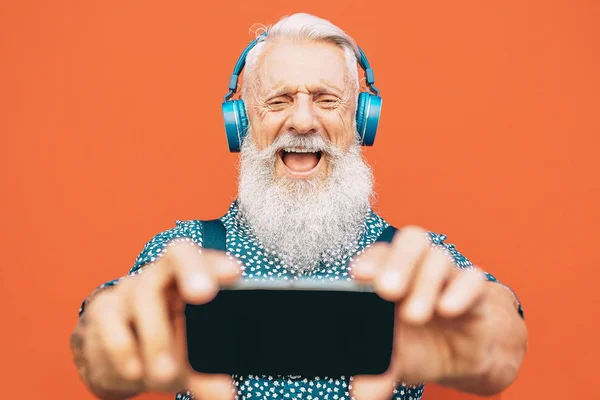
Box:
[71,241,241,400]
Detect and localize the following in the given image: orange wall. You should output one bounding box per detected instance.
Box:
[1,1,598,399]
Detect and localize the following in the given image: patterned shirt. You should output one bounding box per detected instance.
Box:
[79,200,522,400]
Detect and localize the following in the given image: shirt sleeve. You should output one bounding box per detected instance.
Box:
[78,220,205,317]
[428,231,524,320]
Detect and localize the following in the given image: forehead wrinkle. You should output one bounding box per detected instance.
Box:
[263,81,298,98]
[263,79,346,98]
[255,40,350,99]
[309,80,344,95]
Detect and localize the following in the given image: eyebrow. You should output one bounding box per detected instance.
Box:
[264,80,344,98]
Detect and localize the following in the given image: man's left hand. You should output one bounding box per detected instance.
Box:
[349,226,524,399]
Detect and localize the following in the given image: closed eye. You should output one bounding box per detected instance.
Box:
[316,95,339,108]
[266,96,292,110]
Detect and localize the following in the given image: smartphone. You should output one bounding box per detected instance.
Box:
[185,279,395,377]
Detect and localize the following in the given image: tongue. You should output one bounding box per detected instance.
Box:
[282,152,319,172]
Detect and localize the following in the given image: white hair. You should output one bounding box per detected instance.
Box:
[237,128,374,273]
[240,13,361,105]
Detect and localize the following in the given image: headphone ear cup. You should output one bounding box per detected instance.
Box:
[356,92,368,143]
[355,92,382,146]
[222,99,248,152]
[236,100,249,143]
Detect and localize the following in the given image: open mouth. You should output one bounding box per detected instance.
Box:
[278,147,324,176]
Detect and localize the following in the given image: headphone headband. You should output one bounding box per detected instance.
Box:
[221,30,382,152]
[223,31,380,101]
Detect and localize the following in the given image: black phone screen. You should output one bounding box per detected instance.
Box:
[185,287,395,378]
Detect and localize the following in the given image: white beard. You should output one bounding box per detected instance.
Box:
[237,129,374,273]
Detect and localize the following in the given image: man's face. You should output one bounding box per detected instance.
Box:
[246,39,357,183]
[238,39,372,272]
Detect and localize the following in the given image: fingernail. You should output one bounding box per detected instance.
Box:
[188,274,213,293]
[377,270,402,293]
[406,299,426,320]
[441,295,461,312]
[352,258,375,276]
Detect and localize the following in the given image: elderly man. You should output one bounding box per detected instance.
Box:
[70,13,527,400]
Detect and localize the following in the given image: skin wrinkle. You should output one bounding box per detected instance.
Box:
[250,44,356,151]
[243,38,359,119]
[263,80,345,99]
[236,37,372,274]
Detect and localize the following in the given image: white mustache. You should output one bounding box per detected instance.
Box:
[262,132,342,159]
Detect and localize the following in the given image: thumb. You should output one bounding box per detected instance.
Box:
[187,373,236,400]
[350,370,397,400]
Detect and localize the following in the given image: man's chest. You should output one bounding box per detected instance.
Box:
[225,227,356,282]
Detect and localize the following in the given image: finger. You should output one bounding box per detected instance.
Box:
[200,248,243,285]
[93,292,144,383]
[165,242,240,304]
[374,226,429,302]
[400,248,452,324]
[129,275,182,390]
[437,268,487,318]
[187,373,236,400]
[165,241,217,304]
[389,319,446,385]
[351,242,390,282]
[350,373,396,400]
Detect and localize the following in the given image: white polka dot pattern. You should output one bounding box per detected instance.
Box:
[79,200,519,400]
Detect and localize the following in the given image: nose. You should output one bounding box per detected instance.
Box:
[287,95,319,135]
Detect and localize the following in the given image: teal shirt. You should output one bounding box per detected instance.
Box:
[80,201,522,400]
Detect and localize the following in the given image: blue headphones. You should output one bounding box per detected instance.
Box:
[222,32,382,152]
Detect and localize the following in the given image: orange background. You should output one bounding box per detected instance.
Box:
[1,1,599,399]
